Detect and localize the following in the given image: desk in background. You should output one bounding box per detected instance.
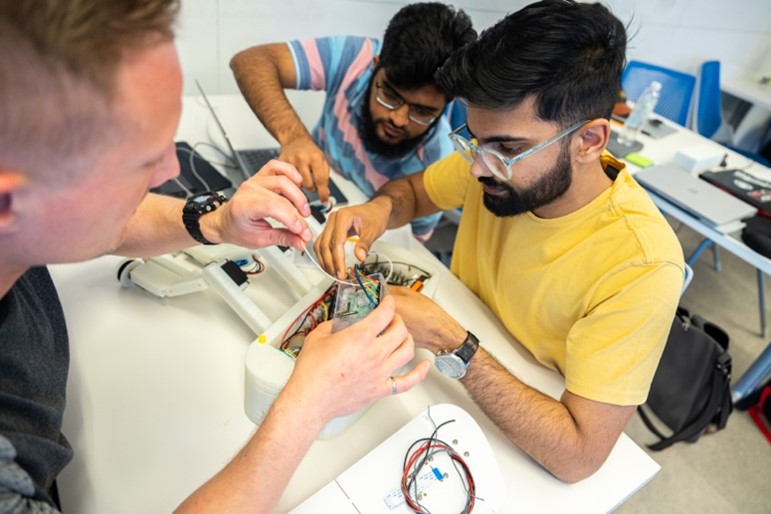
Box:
[614,115,771,402]
[52,94,660,513]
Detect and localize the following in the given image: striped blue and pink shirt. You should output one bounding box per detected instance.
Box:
[287,36,452,239]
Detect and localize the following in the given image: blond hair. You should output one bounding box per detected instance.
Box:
[0,0,180,178]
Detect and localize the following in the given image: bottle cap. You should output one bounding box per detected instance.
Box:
[651,81,662,91]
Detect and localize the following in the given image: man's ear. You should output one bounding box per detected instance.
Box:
[575,119,611,164]
[0,169,28,234]
[372,55,379,68]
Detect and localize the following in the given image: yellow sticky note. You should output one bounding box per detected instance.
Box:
[626,153,655,168]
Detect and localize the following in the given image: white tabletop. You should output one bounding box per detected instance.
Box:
[53,94,660,513]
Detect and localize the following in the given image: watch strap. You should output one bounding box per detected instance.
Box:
[183,191,227,245]
[454,331,479,365]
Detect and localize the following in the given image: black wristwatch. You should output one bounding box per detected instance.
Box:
[435,331,479,379]
[182,191,227,245]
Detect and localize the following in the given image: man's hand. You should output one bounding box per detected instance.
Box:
[287,295,431,421]
[203,159,313,250]
[389,286,467,354]
[313,197,393,279]
[278,137,331,204]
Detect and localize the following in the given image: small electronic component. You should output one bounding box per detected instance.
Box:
[332,272,387,333]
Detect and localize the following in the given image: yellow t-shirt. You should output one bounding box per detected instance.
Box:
[424,152,684,405]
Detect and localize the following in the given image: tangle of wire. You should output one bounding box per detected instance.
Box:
[353,264,381,307]
[303,245,393,286]
[401,416,476,514]
[277,259,388,356]
[359,259,431,287]
[279,282,337,358]
[240,255,265,275]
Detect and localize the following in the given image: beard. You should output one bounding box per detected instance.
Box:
[479,142,573,217]
[357,93,433,158]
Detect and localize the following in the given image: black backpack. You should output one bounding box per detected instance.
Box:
[638,307,733,451]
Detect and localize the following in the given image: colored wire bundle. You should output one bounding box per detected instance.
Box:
[240,255,265,275]
[279,283,337,358]
[353,264,381,307]
[401,418,476,514]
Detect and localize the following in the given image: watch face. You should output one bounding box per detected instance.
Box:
[435,354,466,379]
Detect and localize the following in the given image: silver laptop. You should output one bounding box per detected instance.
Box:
[194,80,347,206]
[635,164,757,228]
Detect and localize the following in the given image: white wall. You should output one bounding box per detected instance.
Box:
[604,0,771,81]
[176,0,771,95]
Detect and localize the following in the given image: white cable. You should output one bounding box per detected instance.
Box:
[364,252,394,283]
[302,242,394,286]
[302,244,357,285]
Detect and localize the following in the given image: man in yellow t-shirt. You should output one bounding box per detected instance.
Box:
[315,0,684,483]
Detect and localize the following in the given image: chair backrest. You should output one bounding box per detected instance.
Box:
[694,60,723,139]
[622,60,696,126]
[694,60,736,145]
[682,262,694,295]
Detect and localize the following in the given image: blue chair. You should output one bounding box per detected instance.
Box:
[622,61,696,126]
[694,60,770,166]
[691,60,770,338]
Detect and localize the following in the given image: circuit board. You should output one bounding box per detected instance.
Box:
[332,273,387,333]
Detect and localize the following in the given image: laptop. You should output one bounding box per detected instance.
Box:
[152,142,233,198]
[635,164,757,229]
[701,168,771,217]
[194,80,348,207]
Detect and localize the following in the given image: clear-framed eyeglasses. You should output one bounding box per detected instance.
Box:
[448,120,589,181]
[374,83,439,126]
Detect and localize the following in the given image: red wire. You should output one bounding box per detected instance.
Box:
[401,442,475,513]
[280,287,335,349]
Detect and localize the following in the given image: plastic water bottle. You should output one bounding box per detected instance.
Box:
[618,80,662,145]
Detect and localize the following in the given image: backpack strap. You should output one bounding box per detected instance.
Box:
[714,352,733,430]
[637,404,667,441]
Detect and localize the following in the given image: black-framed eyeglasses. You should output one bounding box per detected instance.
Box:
[448,120,589,181]
[374,83,439,126]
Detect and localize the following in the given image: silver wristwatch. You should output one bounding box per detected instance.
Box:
[435,331,479,379]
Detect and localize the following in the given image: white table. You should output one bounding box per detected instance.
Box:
[53,94,661,513]
[618,118,771,272]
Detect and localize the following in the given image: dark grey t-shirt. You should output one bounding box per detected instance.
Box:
[0,267,72,511]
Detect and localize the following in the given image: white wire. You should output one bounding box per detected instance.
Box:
[172,177,192,196]
[302,244,357,285]
[301,243,394,286]
[364,251,394,283]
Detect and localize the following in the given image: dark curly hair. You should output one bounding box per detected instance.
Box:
[379,2,476,98]
[435,0,627,125]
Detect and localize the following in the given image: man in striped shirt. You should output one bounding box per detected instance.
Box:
[231,2,476,239]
